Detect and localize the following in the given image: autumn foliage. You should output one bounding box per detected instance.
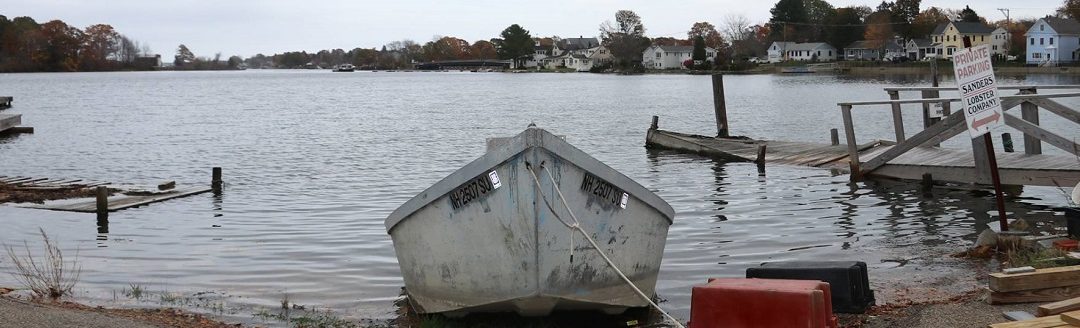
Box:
[0,14,155,72]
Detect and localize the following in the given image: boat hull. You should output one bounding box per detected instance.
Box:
[387,128,673,316]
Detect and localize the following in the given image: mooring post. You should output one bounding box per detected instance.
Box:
[1001,133,1014,152]
[921,173,933,195]
[1019,87,1041,155]
[756,144,767,176]
[95,186,108,218]
[830,128,839,146]
[711,74,729,137]
[212,167,223,194]
[650,115,659,130]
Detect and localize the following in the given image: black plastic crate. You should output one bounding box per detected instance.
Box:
[746,261,875,314]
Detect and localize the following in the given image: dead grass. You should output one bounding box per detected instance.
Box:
[4,228,81,299]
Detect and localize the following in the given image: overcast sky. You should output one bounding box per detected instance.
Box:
[4,0,1060,57]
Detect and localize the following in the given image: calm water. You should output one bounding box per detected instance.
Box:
[0,71,1078,324]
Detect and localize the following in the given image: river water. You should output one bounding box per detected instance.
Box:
[0,71,1078,324]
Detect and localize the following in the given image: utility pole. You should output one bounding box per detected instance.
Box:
[998,8,1011,56]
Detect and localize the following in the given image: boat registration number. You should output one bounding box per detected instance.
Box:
[580,173,628,209]
[449,170,502,210]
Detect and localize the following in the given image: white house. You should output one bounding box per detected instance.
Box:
[522,39,554,68]
[1025,17,1080,65]
[990,27,1009,56]
[538,44,613,71]
[642,45,717,69]
[767,42,795,63]
[845,41,881,60]
[905,39,937,60]
[785,43,837,61]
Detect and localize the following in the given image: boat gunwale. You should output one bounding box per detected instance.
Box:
[384,127,676,232]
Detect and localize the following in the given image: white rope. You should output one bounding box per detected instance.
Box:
[526,164,686,328]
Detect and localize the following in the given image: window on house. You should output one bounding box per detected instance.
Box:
[1031,38,1035,45]
[1041,25,1045,31]
[981,36,984,42]
[1034,53,1041,59]
[1041,38,1045,45]
[1051,37,1055,45]
[656,53,661,59]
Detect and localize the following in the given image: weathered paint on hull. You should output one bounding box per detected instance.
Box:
[387,128,674,317]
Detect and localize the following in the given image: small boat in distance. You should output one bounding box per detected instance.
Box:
[386,126,675,317]
[332,64,355,72]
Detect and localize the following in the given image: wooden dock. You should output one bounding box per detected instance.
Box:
[1,174,216,213]
[0,97,32,135]
[646,75,1080,187]
[646,127,887,168]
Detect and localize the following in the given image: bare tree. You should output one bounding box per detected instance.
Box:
[721,14,753,43]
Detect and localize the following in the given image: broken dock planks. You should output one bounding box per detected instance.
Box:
[645,127,888,168]
[30,186,213,213]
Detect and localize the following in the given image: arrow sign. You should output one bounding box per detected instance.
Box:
[971,110,1001,130]
[952,44,1004,138]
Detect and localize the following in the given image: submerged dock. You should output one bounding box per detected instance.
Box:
[646,75,1080,187]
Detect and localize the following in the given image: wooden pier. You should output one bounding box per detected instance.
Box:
[0,97,33,135]
[645,75,1080,187]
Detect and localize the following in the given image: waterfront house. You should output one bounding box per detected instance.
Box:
[844,41,881,60]
[642,45,717,69]
[767,42,795,63]
[991,27,1009,56]
[523,38,555,68]
[1025,17,1080,65]
[930,21,995,59]
[884,40,906,60]
[553,37,601,56]
[905,39,937,60]
[784,43,837,61]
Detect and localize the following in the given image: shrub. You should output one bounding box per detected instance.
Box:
[4,228,81,299]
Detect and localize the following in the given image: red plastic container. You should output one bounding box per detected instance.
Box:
[689,278,838,328]
[1054,239,1078,251]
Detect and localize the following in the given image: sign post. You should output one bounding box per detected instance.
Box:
[953,40,1009,231]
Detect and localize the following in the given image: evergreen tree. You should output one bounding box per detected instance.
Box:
[497,24,533,68]
[692,36,706,61]
[769,0,808,40]
[959,5,981,23]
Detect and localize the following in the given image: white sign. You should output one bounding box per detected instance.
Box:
[952,44,1003,138]
[488,171,502,189]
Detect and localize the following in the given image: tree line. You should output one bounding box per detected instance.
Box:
[0,14,152,72]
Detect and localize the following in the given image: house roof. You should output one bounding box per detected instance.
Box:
[951,21,995,34]
[557,37,600,50]
[770,41,796,50]
[788,42,834,51]
[1041,17,1080,35]
[931,23,948,35]
[885,41,904,51]
[846,40,875,49]
[908,39,932,47]
[658,45,694,53]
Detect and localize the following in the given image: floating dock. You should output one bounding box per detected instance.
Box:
[646,76,1080,187]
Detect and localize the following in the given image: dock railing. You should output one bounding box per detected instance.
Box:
[838,85,1080,181]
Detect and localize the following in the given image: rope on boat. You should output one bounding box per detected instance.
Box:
[526,163,686,328]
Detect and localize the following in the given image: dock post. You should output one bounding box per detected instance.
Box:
[711,74,729,137]
[921,173,933,195]
[1020,87,1041,155]
[212,167,223,194]
[650,116,659,130]
[756,144,767,176]
[830,128,839,146]
[1001,133,1014,152]
[95,186,108,219]
[888,91,905,143]
[840,105,861,179]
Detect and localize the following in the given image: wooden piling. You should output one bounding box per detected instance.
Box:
[840,105,862,179]
[921,173,933,194]
[830,128,839,146]
[1020,87,1041,155]
[756,144,767,176]
[712,74,729,137]
[650,115,659,130]
[888,90,905,142]
[212,167,222,193]
[95,186,108,217]
[1002,133,1014,152]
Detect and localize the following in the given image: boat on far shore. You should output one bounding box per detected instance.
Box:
[332,64,355,72]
